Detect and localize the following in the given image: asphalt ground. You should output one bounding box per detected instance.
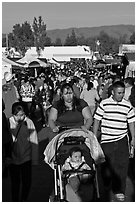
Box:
[2,108,135,202]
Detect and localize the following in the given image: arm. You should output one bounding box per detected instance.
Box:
[19,85,24,97]
[82,163,91,170]
[128,121,135,147]
[92,118,101,139]
[93,100,104,139]
[95,90,100,102]
[80,91,84,99]
[81,106,93,131]
[48,107,59,132]
[29,120,39,165]
[128,121,135,158]
[14,86,20,100]
[127,105,135,149]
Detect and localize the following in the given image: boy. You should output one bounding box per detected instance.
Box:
[62,147,91,201]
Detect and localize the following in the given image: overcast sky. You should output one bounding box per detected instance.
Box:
[2,1,135,34]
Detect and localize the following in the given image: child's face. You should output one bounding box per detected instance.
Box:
[13,110,25,123]
[71,151,82,163]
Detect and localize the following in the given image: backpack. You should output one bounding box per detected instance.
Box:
[11,120,31,162]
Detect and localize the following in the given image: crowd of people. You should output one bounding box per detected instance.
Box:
[2,58,135,202]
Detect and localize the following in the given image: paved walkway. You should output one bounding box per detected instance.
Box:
[2,110,135,202]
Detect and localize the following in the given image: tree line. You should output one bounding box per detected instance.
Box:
[2,16,135,57]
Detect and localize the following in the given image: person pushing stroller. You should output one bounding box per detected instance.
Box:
[44,82,105,201]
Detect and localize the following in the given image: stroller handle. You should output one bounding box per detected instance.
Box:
[63,169,94,174]
[58,126,86,133]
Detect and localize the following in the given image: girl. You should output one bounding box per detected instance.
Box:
[8,102,39,201]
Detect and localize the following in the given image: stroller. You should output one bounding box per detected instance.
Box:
[44,128,105,202]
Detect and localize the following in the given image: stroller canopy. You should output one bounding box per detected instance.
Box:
[44,128,105,169]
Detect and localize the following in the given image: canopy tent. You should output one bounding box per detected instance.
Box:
[2,56,24,79]
[17,56,48,68]
[25,46,92,60]
[2,56,23,68]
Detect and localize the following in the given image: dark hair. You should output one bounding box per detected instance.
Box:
[87,82,94,91]
[112,81,125,90]
[57,83,82,116]
[60,83,74,94]
[12,102,25,115]
[101,83,104,87]
[69,147,83,157]
[113,75,121,83]
[124,77,134,86]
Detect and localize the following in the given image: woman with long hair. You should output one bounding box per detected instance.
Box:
[48,83,93,135]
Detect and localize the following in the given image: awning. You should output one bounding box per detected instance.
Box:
[17,56,48,68]
[2,56,23,67]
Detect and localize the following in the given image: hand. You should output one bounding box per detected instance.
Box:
[129,144,135,158]
[52,126,59,133]
[81,125,88,133]
[130,139,135,148]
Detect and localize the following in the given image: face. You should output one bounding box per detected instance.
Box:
[62,87,74,103]
[71,151,82,163]
[25,81,29,86]
[21,79,25,85]
[112,87,125,102]
[13,110,25,123]
[57,88,61,95]
[44,83,48,89]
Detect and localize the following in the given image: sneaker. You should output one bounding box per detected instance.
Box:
[114,193,125,202]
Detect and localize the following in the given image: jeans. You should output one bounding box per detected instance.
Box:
[22,101,32,117]
[101,136,129,195]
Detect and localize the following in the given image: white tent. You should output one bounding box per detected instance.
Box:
[2,56,23,67]
[17,56,48,68]
[24,46,92,61]
[2,56,23,79]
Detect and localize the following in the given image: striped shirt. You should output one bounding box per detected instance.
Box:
[94,96,135,143]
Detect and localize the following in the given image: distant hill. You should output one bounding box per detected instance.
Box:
[46,24,134,44]
[2,24,134,44]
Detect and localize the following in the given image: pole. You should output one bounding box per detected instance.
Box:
[58,165,63,200]
[6,34,8,50]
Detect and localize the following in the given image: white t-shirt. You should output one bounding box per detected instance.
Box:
[80,88,100,106]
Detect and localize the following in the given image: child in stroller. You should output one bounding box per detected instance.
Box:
[44,128,105,202]
[62,146,92,201]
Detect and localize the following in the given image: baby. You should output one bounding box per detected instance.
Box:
[62,147,91,195]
